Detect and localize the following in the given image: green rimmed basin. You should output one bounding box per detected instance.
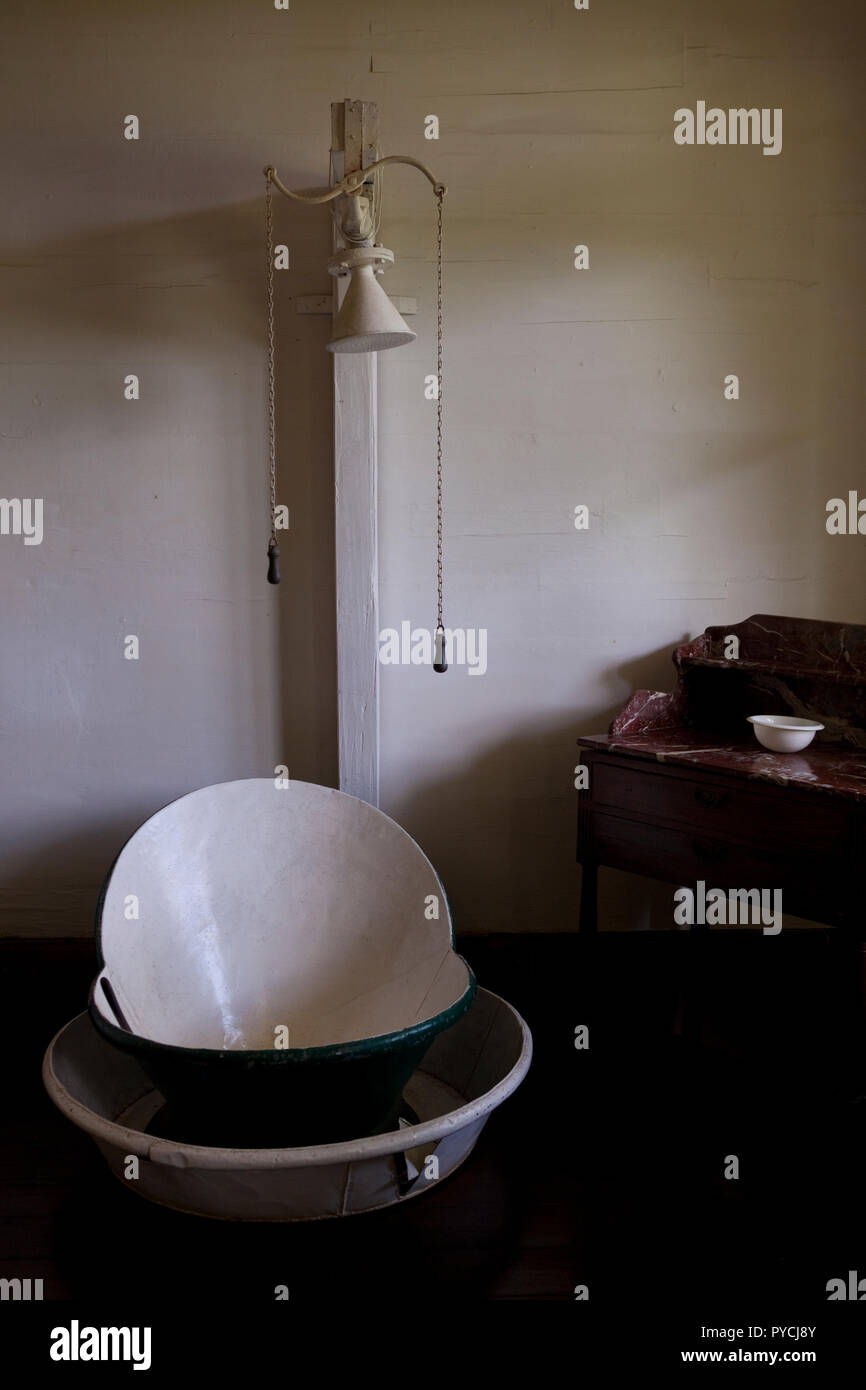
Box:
[89,779,475,1147]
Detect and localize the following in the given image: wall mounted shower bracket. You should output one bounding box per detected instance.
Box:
[327,245,394,276]
[265,155,446,205]
[262,99,451,808]
[264,155,445,355]
[337,191,374,243]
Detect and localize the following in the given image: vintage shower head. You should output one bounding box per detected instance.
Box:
[264,156,445,354]
[325,245,415,353]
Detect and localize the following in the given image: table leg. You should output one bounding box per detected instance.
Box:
[579,861,598,932]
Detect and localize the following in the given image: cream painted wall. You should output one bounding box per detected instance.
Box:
[1,1,863,935]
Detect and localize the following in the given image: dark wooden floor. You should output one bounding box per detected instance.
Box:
[1,931,864,1326]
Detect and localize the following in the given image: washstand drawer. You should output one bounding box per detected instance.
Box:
[588,759,848,853]
[586,810,847,924]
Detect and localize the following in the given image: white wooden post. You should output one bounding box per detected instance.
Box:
[330,100,380,806]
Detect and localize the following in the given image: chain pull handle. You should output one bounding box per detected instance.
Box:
[265,170,280,584]
[434,185,446,672]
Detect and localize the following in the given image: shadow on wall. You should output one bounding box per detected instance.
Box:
[389,634,826,939]
[0,633,778,940]
[0,197,328,347]
[1,191,343,861]
[0,802,179,939]
[388,645,681,937]
[610,637,689,711]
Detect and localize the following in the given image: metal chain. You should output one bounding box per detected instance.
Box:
[435,187,444,634]
[265,171,277,547]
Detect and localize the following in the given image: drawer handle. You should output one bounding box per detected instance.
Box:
[694,788,730,811]
[691,839,729,863]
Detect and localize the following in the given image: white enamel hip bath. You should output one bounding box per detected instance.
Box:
[89,778,475,1146]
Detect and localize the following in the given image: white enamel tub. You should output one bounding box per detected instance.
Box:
[43,987,531,1221]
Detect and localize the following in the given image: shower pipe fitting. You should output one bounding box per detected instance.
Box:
[263,155,447,205]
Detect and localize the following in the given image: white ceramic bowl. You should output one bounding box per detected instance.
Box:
[747,715,824,753]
